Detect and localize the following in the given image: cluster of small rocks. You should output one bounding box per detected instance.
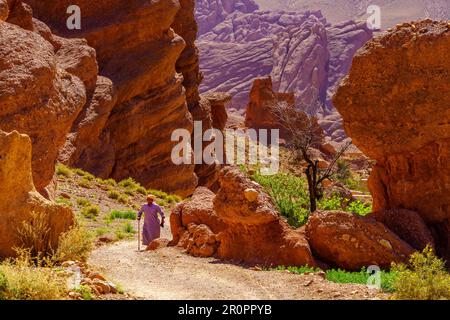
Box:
[63,261,120,299]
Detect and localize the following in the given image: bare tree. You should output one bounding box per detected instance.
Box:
[271,101,352,212]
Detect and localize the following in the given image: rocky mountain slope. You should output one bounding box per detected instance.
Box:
[196,0,373,141]
[255,0,450,28]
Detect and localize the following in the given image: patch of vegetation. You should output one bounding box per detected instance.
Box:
[77,177,93,189]
[252,172,310,227]
[347,201,372,216]
[391,246,450,300]
[56,197,73,207]
[118,178,139,189]
[123,222,135,234]
[56,163,72,178]
[74,285,94,300]
[107,189,121,200]
[73,168,95,181]
[276,265,397,293]
[95,227,109,237]
[117,194,129,205]
[124,188,135,196]
[54,226,94,263]
[81,205,100,220]
[136,186,147,196]
[318,196,342,211]
[76,197,91,208]
[108,210,136,221]
[115,230,126,240]
[17,211,53,258]
[0,250,66,300]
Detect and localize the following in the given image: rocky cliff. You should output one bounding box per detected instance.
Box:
[334,20,450,261]
[4,0,204,197]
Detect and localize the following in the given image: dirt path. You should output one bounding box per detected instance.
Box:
[88,226,388,300]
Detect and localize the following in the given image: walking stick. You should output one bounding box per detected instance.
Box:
[138,218,141,252]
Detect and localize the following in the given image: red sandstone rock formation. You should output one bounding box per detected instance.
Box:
[19,0,199,197]
[0,130,74,258]
[0,8,86,196]
[334,20,450,260]
[244,77,296,139]
[306,211,414,270]
[170,167,317,267]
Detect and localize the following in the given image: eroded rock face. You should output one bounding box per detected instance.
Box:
[0,17,86,195]
[0,131,74,258]
[196,0,259,35]
[22,0,199,197]
[306,211,414,270]
[334,20,450,260]
[171,167,317,267]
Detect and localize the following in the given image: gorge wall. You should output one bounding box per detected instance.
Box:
[334,20,450,261]
[2,0,203,197]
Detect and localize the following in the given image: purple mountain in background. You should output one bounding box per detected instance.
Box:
[196,0,375,141]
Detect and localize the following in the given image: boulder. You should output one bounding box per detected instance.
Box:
[0,131,74,258]
[171,167,317,267]
[306,211,415,270]
[334,20,450,261]
[372,209,435,251]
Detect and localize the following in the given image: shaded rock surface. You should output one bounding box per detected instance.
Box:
[170,167,317,267]
[0,131,74,258]
[18,0,200,197]
[306,211,414,270]
[334,20,450,261]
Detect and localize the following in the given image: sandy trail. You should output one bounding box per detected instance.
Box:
[89,225,388,300]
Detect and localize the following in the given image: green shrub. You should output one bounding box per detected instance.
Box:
[326,268,397,292]
[81,205,100,220]
[148,189,168,199]
[252,173,310,227]
[104,178,117,187]
[348,200,372,216]
[166,195,182,204]
[75,285,94,300]
[56,163,72,178]
[108,210,136,220]
[123,222,135,234]
[318,196,343,211]
[54,226,93,263]
[76,197,91,207]
[107,189,121,200]
[124,188,135,196]
[118,195,129,205]
[136,186,147,195]
[95,227,109,237]
[275,265,320,274]
[17,211,53,258]
[391,246,450,300]
[118,178,138,189]
[115,230,126,240]
[77,177,92,189]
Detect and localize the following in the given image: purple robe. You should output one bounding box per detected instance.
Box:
[138,203,165,245]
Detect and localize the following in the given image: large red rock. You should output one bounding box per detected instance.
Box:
[306,211,414,270]
[171,167,317,267]
[0,17,86,196]
[334,20,450,261]
[0,130,74,258]
[23,0,199,197]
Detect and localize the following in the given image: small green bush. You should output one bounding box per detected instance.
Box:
[56,163,72,178]
[107,190,120,200]
[75,285,94,300]
[348,200,372,216]
[118,178,138,189]
[123,222,135,234]
[118,195,129,205]
[124,188,135,196]
[104,178,118,187]
[78,177,92,189]
[108,210,136,220]
[391,246,450,300]
[136,186,147,195]
[81,205,100,220]
[318,196,342,211]
[76,197,91,207]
